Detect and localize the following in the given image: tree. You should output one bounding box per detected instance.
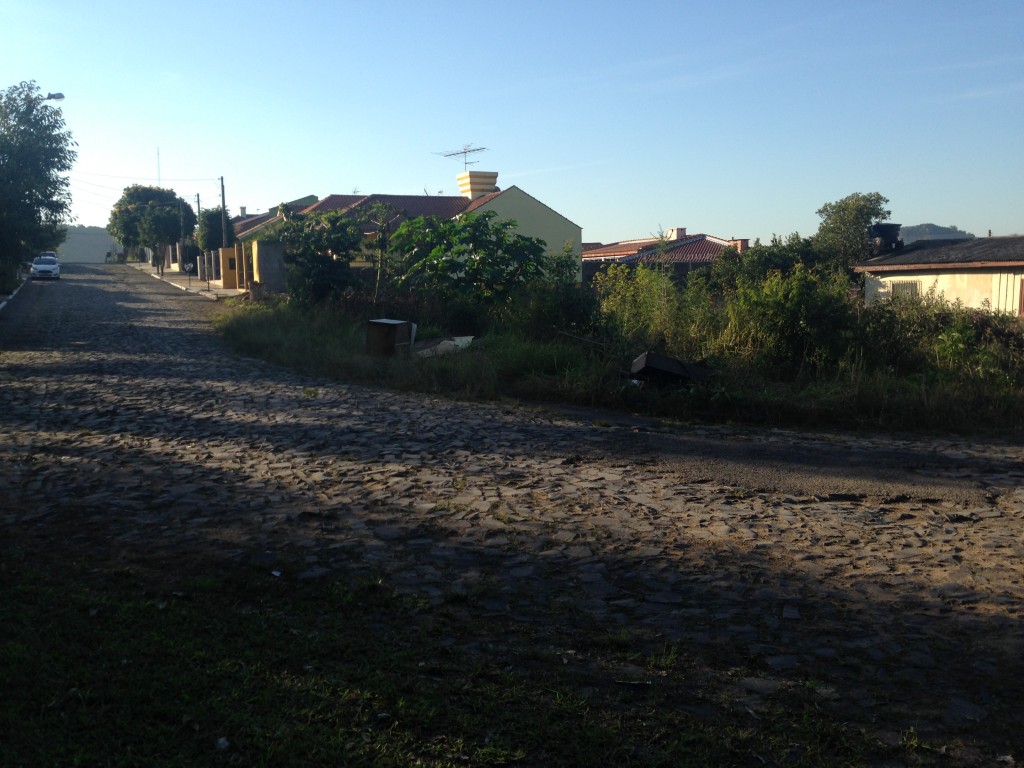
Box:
[278,210,364,304]
[196,206,235,252]
[0,81,76,288]
[390,211,548,304]
[357,201,400,304]
[108,185,196,263]
[813,192,891,271]
[709,233,819,292]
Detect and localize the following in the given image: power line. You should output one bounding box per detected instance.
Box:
[71,170,219,183]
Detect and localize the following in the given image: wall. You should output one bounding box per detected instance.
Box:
[216,246,238,290]
[60,226,115,263]
[474,186,582,260]
[864,269,1024,314]
[252,241,287,293]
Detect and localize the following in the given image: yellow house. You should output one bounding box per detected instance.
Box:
[457,171,582,260]
[237,171,582,292]
[855,236,1024,315]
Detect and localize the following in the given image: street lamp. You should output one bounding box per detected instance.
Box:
[44,92,64,101]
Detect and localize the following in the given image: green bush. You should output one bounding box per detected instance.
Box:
[593,263,681,350]
[722,265,856,378]
[855,292,1024,386]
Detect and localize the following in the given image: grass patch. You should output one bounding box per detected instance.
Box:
[212,298,1024,435]
[1,539,913,767]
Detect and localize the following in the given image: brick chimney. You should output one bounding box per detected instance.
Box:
[666,227,687,240]
[457,171,499,200]
[729,238,750,253]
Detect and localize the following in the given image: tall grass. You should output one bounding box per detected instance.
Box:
[214,269,1024,435]
[592,265,1024,432]
[214,299,619,406]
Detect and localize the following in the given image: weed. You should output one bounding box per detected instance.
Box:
[214,290,1024,435]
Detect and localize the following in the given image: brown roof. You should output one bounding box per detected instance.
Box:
[233,211,278,238]
[233,185,578,240]
[633,235,734,265]
[463,190,503,212]
[583,234,736,264]
[582,238,659,260]
[302,193,473,223]
[233,196,320,239]
[855,236,1024,272]
[302,195,366,213]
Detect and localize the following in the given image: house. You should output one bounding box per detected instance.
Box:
[233,196,317,241]
[297,172,582,258]
[855,235,1024,315]
[235,171,582,293]
[581,227,748,286]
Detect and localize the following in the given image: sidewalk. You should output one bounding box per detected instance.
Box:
[129,262,245,300]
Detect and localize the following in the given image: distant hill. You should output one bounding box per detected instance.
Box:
[59,225,115,263]
[900,223,975,244]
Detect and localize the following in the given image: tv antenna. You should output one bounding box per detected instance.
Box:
[436,143,488,170]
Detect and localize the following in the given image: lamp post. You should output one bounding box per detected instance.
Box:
[44,92,64,102]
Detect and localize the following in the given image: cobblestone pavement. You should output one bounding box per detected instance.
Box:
[2,264,1022,758]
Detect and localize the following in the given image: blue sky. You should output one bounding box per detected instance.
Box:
[5,0,1022,243]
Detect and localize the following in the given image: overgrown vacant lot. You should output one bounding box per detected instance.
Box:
[2,265,1022,767]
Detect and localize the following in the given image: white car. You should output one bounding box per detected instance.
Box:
[30,254,60,280]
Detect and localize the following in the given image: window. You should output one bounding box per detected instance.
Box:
[890,280,920,299]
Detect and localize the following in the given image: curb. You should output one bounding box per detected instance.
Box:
[144,270,221,300]
[0,274,29,314]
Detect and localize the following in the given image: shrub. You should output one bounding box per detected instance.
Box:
[721,265,856,378]
[593,263,680,350]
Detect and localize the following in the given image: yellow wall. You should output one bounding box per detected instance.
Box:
[865,269,1024,313]
[473,186,582,282]
[217,246,238,290]
[474,187,582,259]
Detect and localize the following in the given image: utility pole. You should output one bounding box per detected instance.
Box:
[197,193,208,288]
[178,198,184,270]
[217,177,229,283]
[220,176,228,251]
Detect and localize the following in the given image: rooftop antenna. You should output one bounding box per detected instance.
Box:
[436,143,488,170]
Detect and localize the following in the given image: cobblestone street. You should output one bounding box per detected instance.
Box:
[2,264,1022,758]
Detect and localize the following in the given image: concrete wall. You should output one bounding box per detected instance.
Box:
[60,226,116,263]
[252,241,288,293]
[864,269,1024,314]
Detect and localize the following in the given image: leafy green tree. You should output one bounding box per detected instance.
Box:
[813,192,891,271]
[196,206,235,252]
[108,185,196,263]
[709,233,819,291]
[390,211,548,305]
[279,210,364,304]
[0,81,76,288]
